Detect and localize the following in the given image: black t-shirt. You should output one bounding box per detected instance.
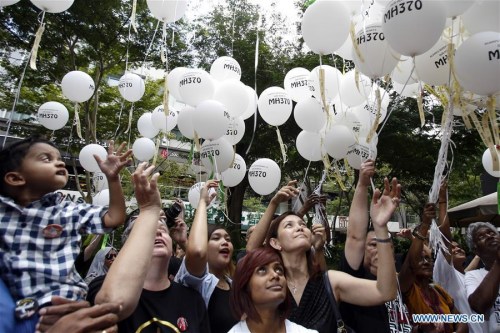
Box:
[88,275,210,333]
[207,286,238,333]
[339,253,412,333]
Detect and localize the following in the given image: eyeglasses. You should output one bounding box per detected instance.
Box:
[105,253,117,260]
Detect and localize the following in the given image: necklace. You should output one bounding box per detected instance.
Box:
[289,281,298,295]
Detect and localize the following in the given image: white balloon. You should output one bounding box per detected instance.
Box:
[392,81,420,98]
[462,1,500,35]
[177,106,196,139]
[37,101,69,130]
[118,73,145,102]
[0,0,20,6]
[346,137,378,169]
[178,69,215,106]
[151,105,167,131]
[391,57,418,84]
[30,0,73,13]
[167,67,187,102]
[257,87,293,126]
[92,189,110,206]
[301,0,350,55]
[240,86,258,120]
[293,97,327,132]
[188,182,216,208]
[92,172,108,192]
[355,90,390,125]
[200,138,234,173]
[352,24,401,79]
[309,65,342,104]
[482,146,500,178]
[442,0,475,18]
[61,71,95,103]
[79,144,107,172]
[455,31,500,96]
[213,79,249,118]
[137,113,160,138]
[284,67,311,103]
[324,124,356,159]
[335,34,354,61]
[221,154,247,187]
[165,109,178,132]
[133,137,156,161]
[338,70,373,107]
[146,0,187,23]
[331,109,364,138]
[192,100,230,140]
[414,39,450,86]
[248,158,281,195]
[382,0,446,56]
[296,131,323,161]
[210,56,242,81]
[224,117,245,145]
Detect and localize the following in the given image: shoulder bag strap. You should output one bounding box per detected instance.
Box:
[323,271,348,333]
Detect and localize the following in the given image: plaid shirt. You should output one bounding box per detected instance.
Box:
[0,192,109,306]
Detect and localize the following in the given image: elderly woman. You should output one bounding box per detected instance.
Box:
[247,180,399,333]
[400,203,469,333]
[84,247,117,285]
[229,246,317,333]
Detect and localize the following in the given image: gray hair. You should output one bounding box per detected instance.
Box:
[466,222,498,252]
[122,209,140,244]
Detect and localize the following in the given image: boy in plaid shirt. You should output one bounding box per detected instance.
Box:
[0,136,131,331]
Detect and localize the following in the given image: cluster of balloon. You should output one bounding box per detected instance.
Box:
[154,56,271,194]
[296,0,499,173]
[37,70,95,131]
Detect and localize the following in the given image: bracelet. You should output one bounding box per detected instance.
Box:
[375,233,392,243]
[412,228,428,241]
[439,201,447,204]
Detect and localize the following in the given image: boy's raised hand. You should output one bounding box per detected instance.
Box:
[95,141,133,181]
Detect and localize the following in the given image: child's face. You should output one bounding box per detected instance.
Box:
[18,143,68,195]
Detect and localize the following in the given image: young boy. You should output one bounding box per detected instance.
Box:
[0,136,132,328]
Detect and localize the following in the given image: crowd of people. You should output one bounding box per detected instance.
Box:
[0,136,499,333]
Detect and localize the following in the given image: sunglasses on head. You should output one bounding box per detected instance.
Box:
[105,252,117,260]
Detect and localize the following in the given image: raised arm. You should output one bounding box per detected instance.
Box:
[170,198,188,252]
[246,180,299,251]
[185,180,219,277]
[95,162,161,319]
[468,246,500,314]
[399,203,434,293]
[95,141,133,228]
[331,180,400,305]
[345,160,375,269]
[437,182,453,263]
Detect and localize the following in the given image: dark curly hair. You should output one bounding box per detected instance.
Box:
[0,136,57,195]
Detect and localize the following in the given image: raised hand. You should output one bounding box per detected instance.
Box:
[421,203,436,226]
[359,159,375,187]
[200,180,219,206]
[270,180,299,205]
[370,177,401,228]
[311,224,326,251]
[132,162,160,212]
[95,141,133,181]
